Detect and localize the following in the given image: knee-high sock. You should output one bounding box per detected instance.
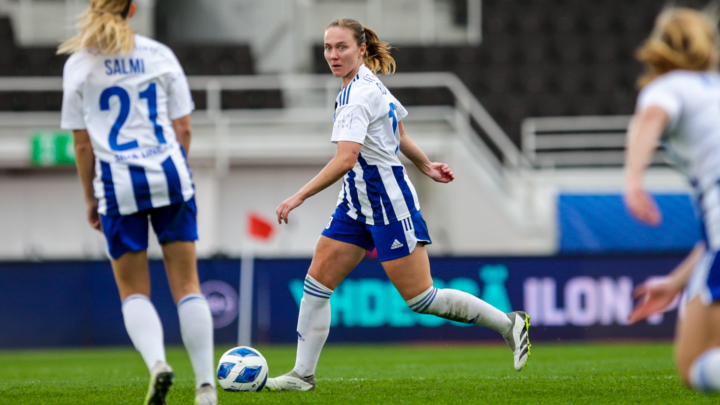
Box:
[293,275,333,377]
[406,286,512,335]
[122,294,166,371]
[178,294,215,388]
[690,348,720,391]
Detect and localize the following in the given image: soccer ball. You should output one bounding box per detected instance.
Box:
[216,346,269,392]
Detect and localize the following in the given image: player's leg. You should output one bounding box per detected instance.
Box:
[677,297,720,389]
[377,212,529,370]
[268,210,369,391]
[678,249,720,390]
[102,213,173,405]
[152,198,216,404]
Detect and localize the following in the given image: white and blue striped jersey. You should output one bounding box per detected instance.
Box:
[60,34,195,216]
[637,70,720,249]
[331,64,420,226]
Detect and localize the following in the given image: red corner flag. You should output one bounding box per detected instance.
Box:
[248,212,275,241]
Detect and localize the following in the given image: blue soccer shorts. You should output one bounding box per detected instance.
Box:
[100,197,198,260]
[321,207,432,262]
[687,249,720,304]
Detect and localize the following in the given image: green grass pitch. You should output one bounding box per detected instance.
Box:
[0,342,717,404]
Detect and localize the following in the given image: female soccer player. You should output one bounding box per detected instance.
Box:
[268,18,531,391]
[624,6,720,392]
[59,1,215,404]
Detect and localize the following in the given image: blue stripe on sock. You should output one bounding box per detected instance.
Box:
[417,288,438,314]
[410,288,436,311]
[177,294,205,307]
[303,282,331,298]
[304,288,331,299]
[305,278,331,293]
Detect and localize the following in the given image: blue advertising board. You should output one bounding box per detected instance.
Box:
[0,255,688,348]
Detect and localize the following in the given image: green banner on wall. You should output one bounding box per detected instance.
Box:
[31,131,75,166]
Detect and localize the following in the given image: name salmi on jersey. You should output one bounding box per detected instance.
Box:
[105,58,146,76]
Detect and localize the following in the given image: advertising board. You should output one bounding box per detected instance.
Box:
[0,255,686,348]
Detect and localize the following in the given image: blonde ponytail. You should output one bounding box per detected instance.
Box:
[58,0,135,55]
[637,7,719,88]
[326,18,396,75]
[362,26,395,75]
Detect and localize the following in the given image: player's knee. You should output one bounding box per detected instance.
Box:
[406,286,440,314]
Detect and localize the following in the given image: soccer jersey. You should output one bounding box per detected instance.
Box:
[61,34,195,216]
[331,64,420,226]
[637,70,720,249]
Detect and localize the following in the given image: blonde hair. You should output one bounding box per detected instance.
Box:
[326,18,396,75]
[637,7,719,87]
[57,0,135,55]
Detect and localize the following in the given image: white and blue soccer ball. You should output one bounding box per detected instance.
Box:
[216,346,269,392]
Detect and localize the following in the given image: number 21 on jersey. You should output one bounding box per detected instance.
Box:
[100,83,165,151]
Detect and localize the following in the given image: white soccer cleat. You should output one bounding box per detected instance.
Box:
[144,361,174,405]
[503,311,531,371]
[264,370,315,391]
[195,383,217,405]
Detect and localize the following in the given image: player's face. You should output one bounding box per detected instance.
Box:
[324,27,365,78]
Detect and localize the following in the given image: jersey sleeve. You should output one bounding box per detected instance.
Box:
[636,75,684,127]
[60,57,86,130]
[331,87,374,144]
[390,94,408,121]
[166,52,195,120]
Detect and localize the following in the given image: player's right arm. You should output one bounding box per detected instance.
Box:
[624,105,669,225]
[172,115,192,155]
[628,241,705,323]
[276,141,361,224]
[72,129,101,231]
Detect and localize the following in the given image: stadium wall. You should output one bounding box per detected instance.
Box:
[0,255,685,348]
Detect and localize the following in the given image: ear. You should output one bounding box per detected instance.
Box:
[127,3,137,19]
[359,43,367,58]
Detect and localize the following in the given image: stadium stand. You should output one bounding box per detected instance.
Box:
[0,17,281,110]
[312,0,668,146]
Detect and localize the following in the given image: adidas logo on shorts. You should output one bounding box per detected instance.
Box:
[390,239,404,250]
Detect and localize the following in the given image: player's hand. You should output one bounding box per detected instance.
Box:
[276,194,305,224]
[86,199,101,232]
[426,162,455,183]
[627,278,681,324]
[624,186,661,225]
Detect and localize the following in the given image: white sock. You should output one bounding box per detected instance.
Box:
[406,286,512,335]
[122,294,166,371]
[178,294,215,389]
[690,348,720,391]
[292,275,333,377]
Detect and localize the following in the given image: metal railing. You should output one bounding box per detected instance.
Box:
[0,73,526,191]
[521,115,667,168]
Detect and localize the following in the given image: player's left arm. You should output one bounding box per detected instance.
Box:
[73,129,101,232]
[628,241,705,324]
[276,141,362,224]
[624,105,668,225]
[398,121,454,183]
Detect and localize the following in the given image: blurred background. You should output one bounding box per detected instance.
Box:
[0,0,704,348]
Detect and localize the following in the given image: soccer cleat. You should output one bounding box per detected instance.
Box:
[195,383,217,405]
[144,361,174,405]
[503,311,531,371]
[264,370,315,391]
